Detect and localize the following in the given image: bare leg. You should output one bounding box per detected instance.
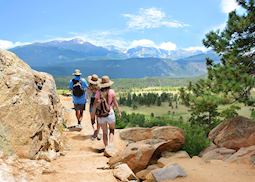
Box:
[79,109,84,124]
[100,123,108,146]
[75,110,81,125]
[91,113,98,137]
[108,122,115,145]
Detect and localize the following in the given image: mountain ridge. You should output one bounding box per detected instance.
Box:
[9,38,220,78]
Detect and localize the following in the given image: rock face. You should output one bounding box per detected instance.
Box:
[109,126,185,173]
[0,49,64,159]
[0,152,55,182]
[209,116,255,150]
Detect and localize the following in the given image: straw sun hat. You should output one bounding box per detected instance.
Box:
[99,75,114,88]
[87,74,100,85]
[72,69,82,76]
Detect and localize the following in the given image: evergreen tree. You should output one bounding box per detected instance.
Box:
[203,0,255,105]
[181,0,255,130]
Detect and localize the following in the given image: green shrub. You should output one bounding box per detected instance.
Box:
[181,123,210,157]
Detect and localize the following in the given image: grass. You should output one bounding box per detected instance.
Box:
[121,102,191,120]
[57,87,254,120]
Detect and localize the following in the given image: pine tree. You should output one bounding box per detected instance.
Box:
[180,0,255,130]
[203,0,255,105]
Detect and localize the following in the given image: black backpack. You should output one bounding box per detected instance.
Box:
[72,79,84,97]
[96,92,111,117]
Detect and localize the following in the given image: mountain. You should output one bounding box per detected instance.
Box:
[125,46,205,60]
[126,46,170,58]
[10,38,126,66]
[9,38,221,78]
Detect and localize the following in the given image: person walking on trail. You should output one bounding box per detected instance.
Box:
[68,69,88,131]
[87,74,101,140]
[91,75,121,148]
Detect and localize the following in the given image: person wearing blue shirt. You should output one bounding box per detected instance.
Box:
[69,69,88,130]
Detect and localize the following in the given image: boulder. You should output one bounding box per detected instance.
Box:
[109,127,184,173]
[209,116,255,150]
[201,147,236,161]
[151,163,187,182]
[136,164,160,181]
[104,145,118,158]
[119,126,184,143]
[157,151,190,167]
[119,127,152,142]
[113,163,137,182]
[0,49,64,159]
[226,145,255,165]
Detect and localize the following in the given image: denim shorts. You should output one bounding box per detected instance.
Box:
[97,109,116,125]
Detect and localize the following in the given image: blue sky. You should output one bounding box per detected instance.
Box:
[0,0,241,51]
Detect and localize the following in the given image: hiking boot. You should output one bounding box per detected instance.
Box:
[97,134,102,140]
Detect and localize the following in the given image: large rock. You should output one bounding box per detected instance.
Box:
[201,147,236,161]
[119,126,184,142]
[226,145,255,165]
[209,116,255,150]
[157,151,190,167]
[109,126,185,173]
[0,49,64,159]
[113,163,137,182]
[151,163,187,182]
[119,128,152,142]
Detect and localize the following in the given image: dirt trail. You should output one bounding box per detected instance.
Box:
[41,96,118,182]
[40,96,255,182]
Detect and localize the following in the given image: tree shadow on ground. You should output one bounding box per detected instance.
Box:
[71,134,91,141]
[87,147,105,153]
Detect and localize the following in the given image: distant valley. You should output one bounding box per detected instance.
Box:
[9,38,220,78]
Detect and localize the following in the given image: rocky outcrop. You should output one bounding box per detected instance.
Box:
[209,116,255,150]
[0,152,55,181]
[109,126,185,173]
[0,49,64,159]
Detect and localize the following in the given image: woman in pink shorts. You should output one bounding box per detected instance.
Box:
[91,75,121,147]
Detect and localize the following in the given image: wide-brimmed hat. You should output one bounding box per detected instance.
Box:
[72,69,82,76]
[99,75,114,88]
[87,74,100,85]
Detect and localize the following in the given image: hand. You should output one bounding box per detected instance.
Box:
[118,111,122,118]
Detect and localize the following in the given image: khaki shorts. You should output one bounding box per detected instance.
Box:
[74,104,85,111]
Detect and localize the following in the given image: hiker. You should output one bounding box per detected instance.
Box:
[87,74,101,140]
[91,75,121,147]
[69,69,88,130]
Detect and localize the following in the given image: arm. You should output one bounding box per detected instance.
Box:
[113,95,121,117]
[68,80,73,91]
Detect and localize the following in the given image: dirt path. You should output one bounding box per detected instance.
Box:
[40,96,255,182]
[40,96,117,182]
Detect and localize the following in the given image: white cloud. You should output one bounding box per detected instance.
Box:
[159,42,176,51]
[221,0,240,13]
[0,40,31,49]
[123,8,188,29]
[183,46,208,52]
[129,39,177,51]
